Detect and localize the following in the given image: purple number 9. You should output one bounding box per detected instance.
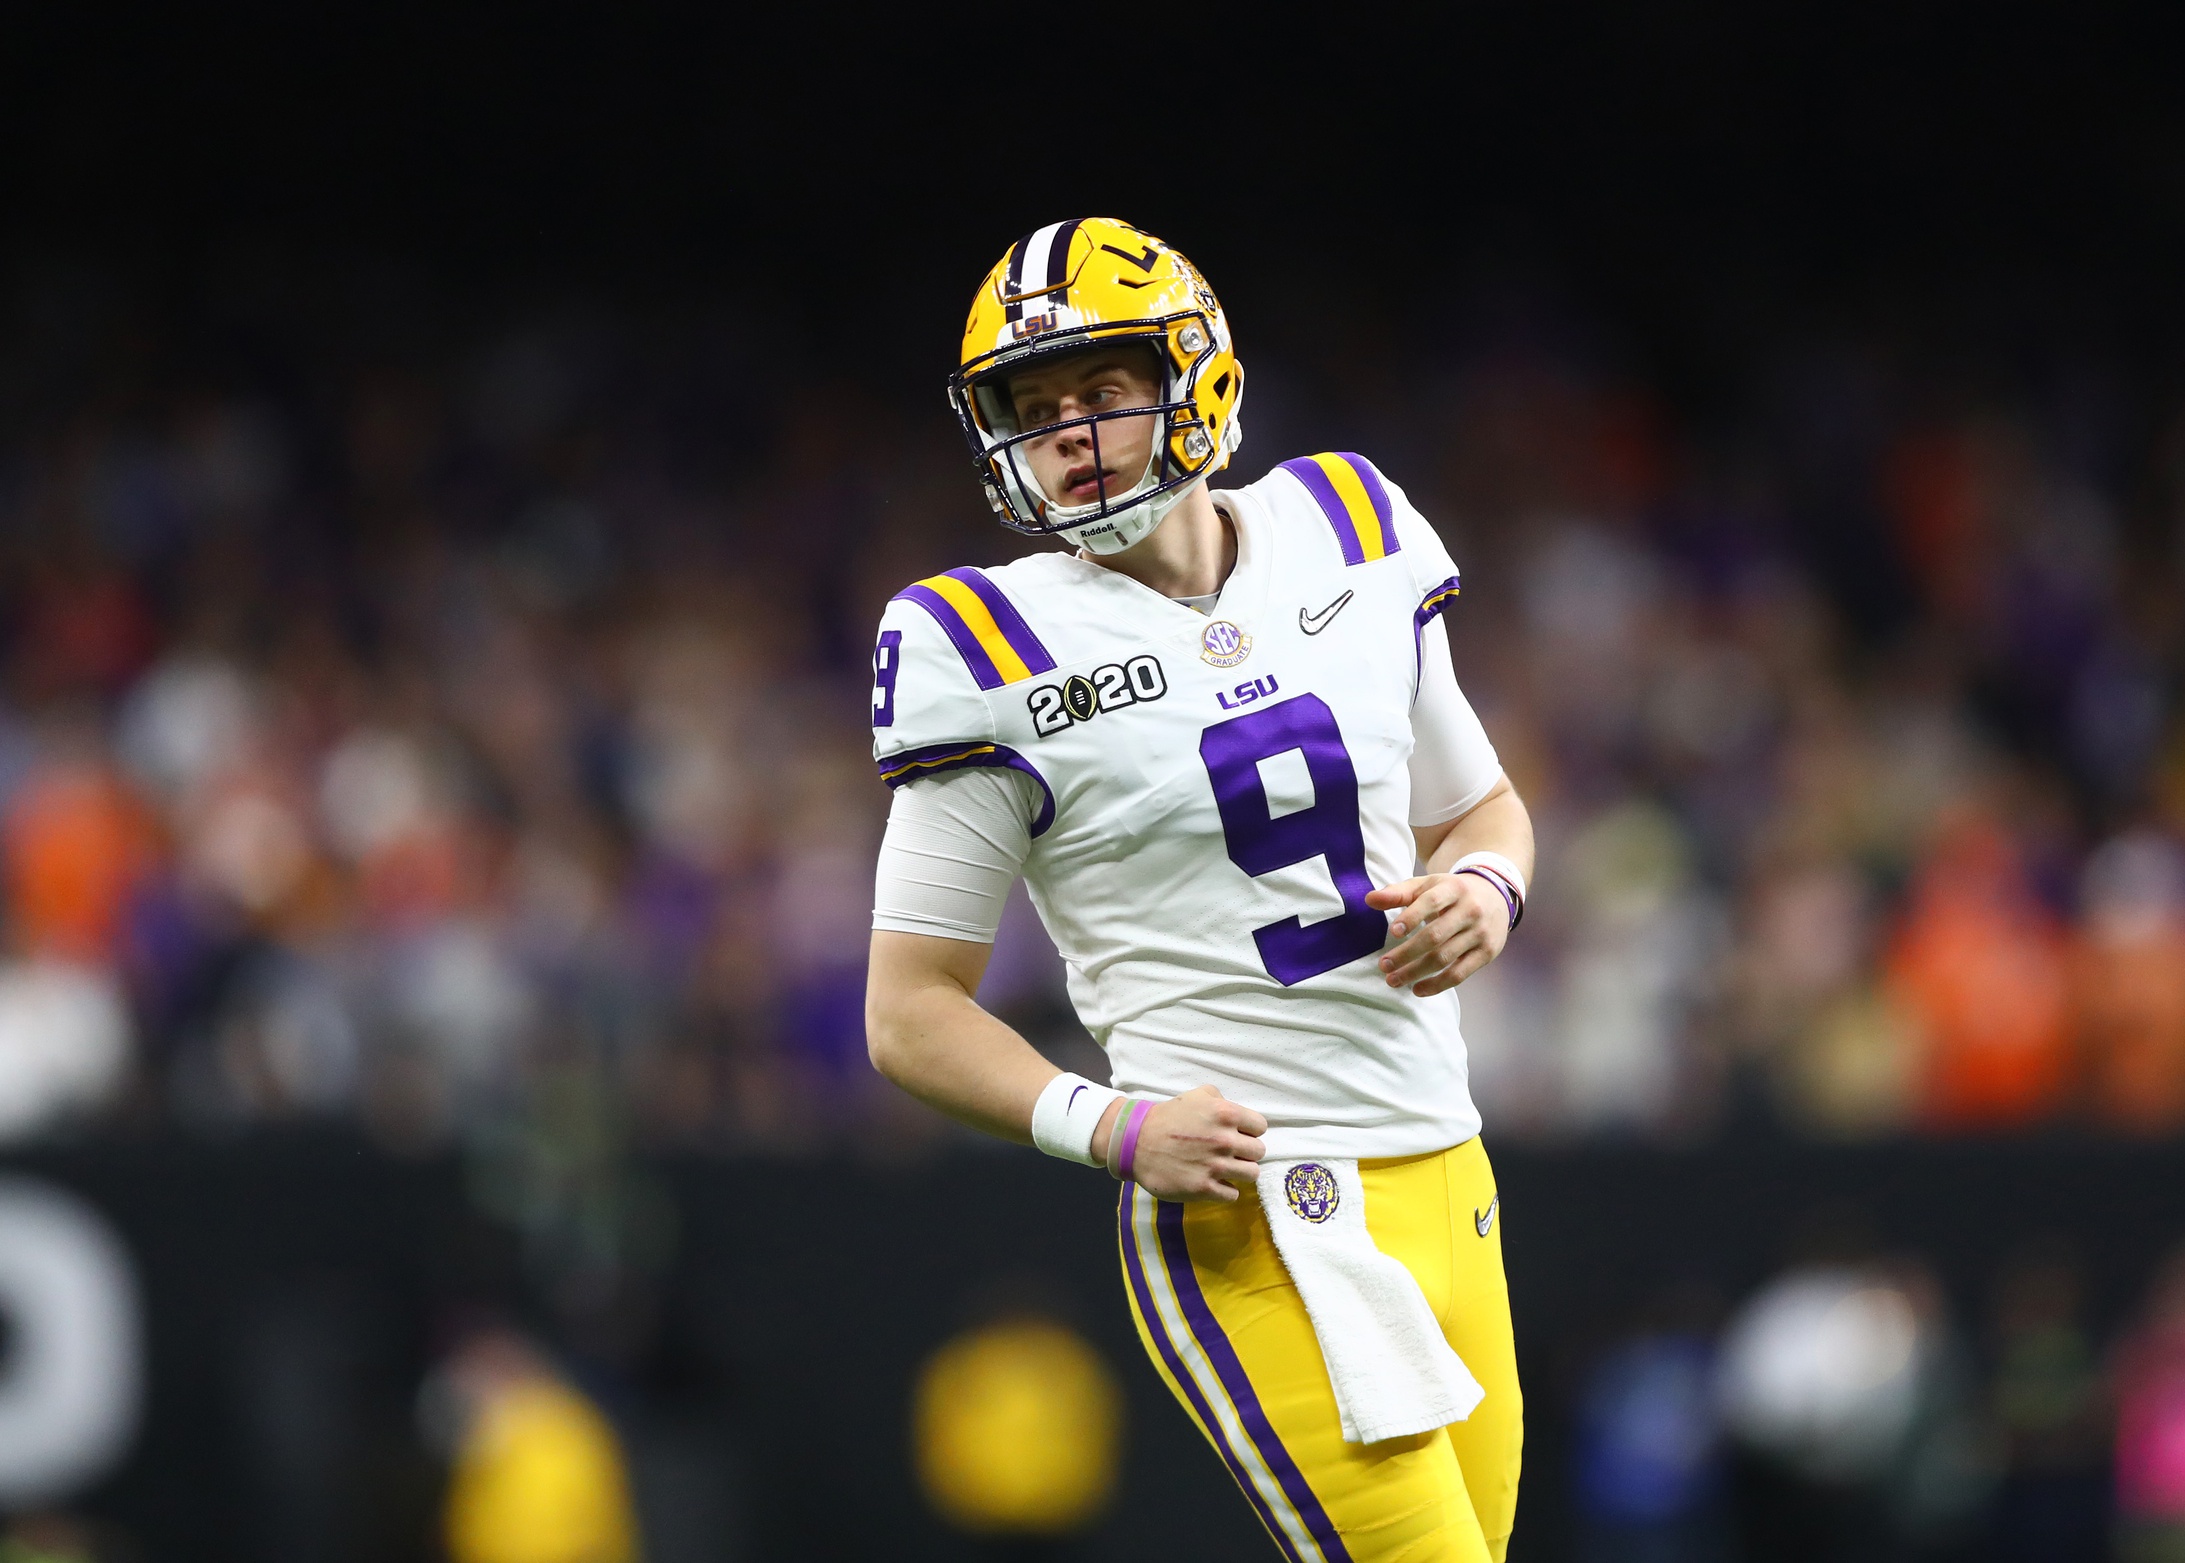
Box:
[872,629,902,728]
[1199,693,1385,985]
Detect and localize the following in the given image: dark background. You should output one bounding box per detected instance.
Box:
[11,5,2185,387]
[5,6,2185,1560]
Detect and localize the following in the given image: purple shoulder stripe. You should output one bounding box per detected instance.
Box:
[874,741,1055,837]
[1277,453,1402,566]
[1278,456,1364,566]
[1340,452,1400,558]
[893,582,1003,689]
[943,567,1057,677]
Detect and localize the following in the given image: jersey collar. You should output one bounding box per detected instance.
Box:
[1049,488,1272,656]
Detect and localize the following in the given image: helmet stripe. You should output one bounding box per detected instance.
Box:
[1020,221,1066,291]
[1003,220,1076,318]
[1003,232,1033,323]
[1043,219,1081,301]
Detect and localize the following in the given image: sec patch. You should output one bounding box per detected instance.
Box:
[1199,619,1252,668]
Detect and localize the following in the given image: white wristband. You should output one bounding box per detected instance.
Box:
[1451,850,1528,904]
[1030,1073,1124,1166]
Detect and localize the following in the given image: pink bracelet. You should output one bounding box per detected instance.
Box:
[1455,865,1523,931]
[1114,1100,1153,1183]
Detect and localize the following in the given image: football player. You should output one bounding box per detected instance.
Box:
[865,218,1534,1562]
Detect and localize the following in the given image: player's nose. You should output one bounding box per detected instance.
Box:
[1052,406,1093,445]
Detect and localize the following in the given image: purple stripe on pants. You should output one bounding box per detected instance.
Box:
[1155,1198,1355,1562]
[1119,1187,1306,1563]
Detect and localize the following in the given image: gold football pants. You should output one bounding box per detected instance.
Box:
[1119,1137,1522,1562]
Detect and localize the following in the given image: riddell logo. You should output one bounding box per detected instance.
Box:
[1012,311,1059,340]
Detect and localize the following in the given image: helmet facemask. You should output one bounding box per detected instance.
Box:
[951,315,1234,556]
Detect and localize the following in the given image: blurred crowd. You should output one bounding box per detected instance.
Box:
[1570,1235,2185,1562]
[0,264,2180,1158]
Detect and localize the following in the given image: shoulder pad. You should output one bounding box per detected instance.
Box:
[1276,452,1401,565]
[891,567,1057,690]
[870,570,1059,835]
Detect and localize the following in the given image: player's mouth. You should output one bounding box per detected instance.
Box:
[1061,463,1115,504]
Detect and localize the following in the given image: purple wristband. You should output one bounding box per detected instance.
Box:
[1115,1100,1153,1183]
[1455,866,1522,931]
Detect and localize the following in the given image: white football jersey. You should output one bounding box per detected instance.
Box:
[871,453,1497,1159]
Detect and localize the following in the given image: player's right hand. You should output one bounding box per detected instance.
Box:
[1123,1085,1267,1203]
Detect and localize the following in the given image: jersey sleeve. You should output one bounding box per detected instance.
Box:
[1316,457,1498,821]
[1409,613,1504,825]
[1273,450,1463,625]
[871,767,1036,942]
[1376,464,1463,629]
[869,588,1057,837]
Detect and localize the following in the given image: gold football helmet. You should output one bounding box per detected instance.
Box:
[948,218,1243,554]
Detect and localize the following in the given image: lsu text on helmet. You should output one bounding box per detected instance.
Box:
[948,218,1244,555]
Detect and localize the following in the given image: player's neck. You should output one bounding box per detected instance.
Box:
[1080,485,1234,601]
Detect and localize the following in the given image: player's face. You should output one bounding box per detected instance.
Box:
[1004,347,1163,511]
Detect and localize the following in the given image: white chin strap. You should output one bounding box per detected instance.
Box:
[1050,464,1195,556]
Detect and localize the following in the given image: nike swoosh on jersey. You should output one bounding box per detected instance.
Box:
[1475,1195,1498,1237]
[1299,589,1354,635]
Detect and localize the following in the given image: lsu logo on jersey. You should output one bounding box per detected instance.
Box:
[1214,674,1281,711]
[1025,656,1168,737]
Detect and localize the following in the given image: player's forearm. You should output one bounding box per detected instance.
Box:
[865,933,1057,1144]
[1422,780,1534,880]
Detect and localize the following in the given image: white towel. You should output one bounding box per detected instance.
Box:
[1258,1157,1486,1445]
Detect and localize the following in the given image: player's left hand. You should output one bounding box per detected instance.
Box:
[1366,873,1510,996]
